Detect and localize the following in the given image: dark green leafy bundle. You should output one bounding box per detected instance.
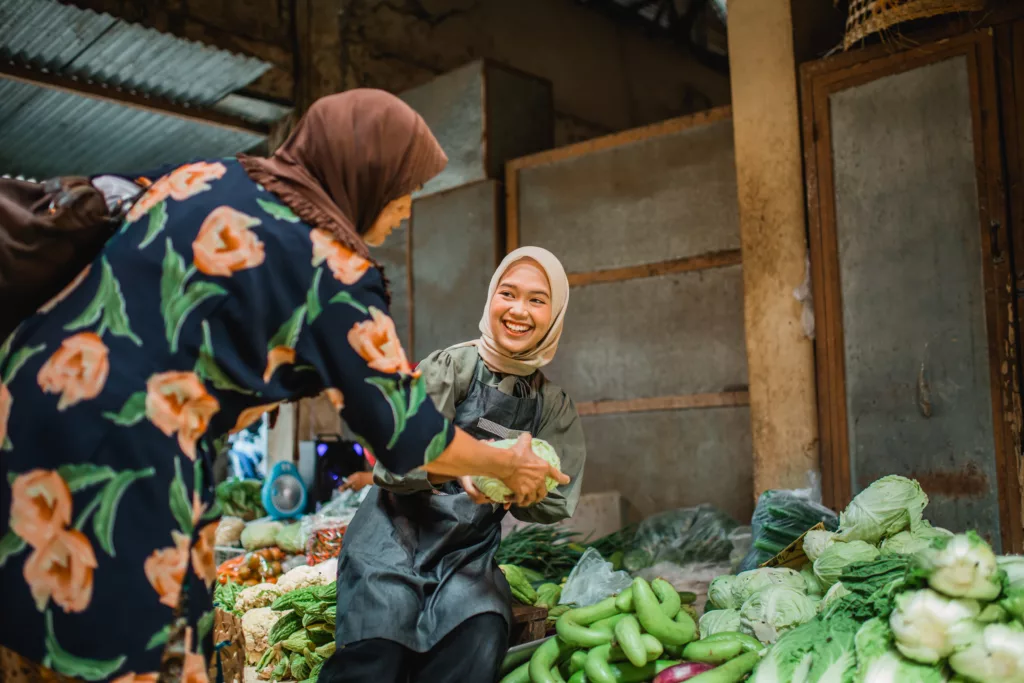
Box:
[624,505,740,572]
[822,556,926,621]
[496,525,585,581]
[213,580,244,615]
[586,523,638,558]
[215,479,265,520]
[739,491,839,571]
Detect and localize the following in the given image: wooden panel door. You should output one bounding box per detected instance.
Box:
[802,30,1021,551]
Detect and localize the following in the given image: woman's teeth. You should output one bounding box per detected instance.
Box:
[503,320,531,335]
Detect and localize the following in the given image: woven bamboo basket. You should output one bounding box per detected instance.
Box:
[844,0,987,49]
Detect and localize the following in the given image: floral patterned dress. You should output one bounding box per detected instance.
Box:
[0,159,454,682]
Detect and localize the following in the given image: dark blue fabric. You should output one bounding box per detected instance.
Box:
[0,158,453,680]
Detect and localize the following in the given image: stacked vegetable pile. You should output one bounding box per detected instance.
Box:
[693,474,1024,682]
[214,559,337,681]
[216,479,266,520]
[501,576,765,683]
[252,583,338,682]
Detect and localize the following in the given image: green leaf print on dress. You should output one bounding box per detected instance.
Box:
[137,200,168,250]
[65,258,142,346]
[159,238,226,353]
[195,321,253,395]
[257,198,301,223]
[364,374,428,449]
[43,610,127,681]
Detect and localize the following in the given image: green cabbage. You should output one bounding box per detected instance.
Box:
[275,523,306,554]
[880,522,954,557]
[731,567,807,606]
[803,529,837,563]
[699,608,742,639]
[819,581,852,614]
[708,575,738,610]
[739,585,818,644]
[471,438,562,504]
[948,623,1024,682]
[999,555,1024,592]
[813,540,880,589]
[836,475,928,545]
[921,532,1002,601]
[749,613,859,683]
[800,565,823,597]
[241,520,283,551]
[889,589,981,664]
[854,617,951,683]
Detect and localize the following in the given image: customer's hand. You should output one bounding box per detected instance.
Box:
[501,433,570,507]
[338,471,374,493]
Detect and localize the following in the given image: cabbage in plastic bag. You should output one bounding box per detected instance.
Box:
[699,608,742,639]
[836,475,928,545]
[622,505,740,572]
[472,438,561,504]
[240,520,283,551]
[739,585,818,644]
[813,540,880,589]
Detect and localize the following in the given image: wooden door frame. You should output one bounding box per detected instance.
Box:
[800,29,1023,551]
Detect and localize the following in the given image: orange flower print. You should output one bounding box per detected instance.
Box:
[125,186,167,223]
[263,346,296,383]
[325,388,345,411]
[37,332,110,411]
[125,161,227,223]
[231,402,281,434]
[145,371,220,461]
[23,529,97,613]
[10,470,72,549]
[348,307,416,376]
[144,530,190,609]
[165,161,227,202]
[311,228,370,285]
[37,265,90,314]
[192,207,265,277]
[192,521,218,588]
[0,382,10,446]
[111,673,159,683]
[182,627,210,683]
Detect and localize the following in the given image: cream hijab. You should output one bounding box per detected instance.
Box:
[455,246,570,377]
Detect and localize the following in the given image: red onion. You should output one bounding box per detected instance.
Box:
[653,661,717,683]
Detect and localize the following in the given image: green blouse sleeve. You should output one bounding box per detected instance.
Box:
[509,384,587,525]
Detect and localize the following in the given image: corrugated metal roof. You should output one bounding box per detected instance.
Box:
[0,79,265,179]
[0,0,289,179]
[0,0,271,106]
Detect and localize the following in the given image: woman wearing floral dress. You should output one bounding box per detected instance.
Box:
[0,90,566,682]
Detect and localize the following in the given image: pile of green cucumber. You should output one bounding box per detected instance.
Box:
[501,577,764,683]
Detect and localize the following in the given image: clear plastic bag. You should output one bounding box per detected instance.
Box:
[301,493,359,565]
[622,505,742,572]
[737,473,839,572]
[558,548,633,608]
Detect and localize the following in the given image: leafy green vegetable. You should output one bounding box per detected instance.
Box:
[920,532,1003,601]
[853,617,950,683]
[708,575,738,610]
[698,608,741,639]
[836,475,928,545]
[731,567,807,606]
[472,438,562,504]
[819,582,852,614]
[889,589,981,664]
[213,580,245,615]
[800,566,823,597]
[803,529,836,563]
[948,622,1024,682]
[739,585,818,644]
[879,523,953,557]
[495,525,584,581]
[814,541,880,589]
[215,479,265,521]
[748,613,859,682]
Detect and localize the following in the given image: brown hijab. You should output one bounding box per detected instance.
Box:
[239,89,447,261]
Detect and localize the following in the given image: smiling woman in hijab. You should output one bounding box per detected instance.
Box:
[0,90,565,683]
[325,247,586,683]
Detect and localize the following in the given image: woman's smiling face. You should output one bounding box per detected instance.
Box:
[488,259,552,354]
